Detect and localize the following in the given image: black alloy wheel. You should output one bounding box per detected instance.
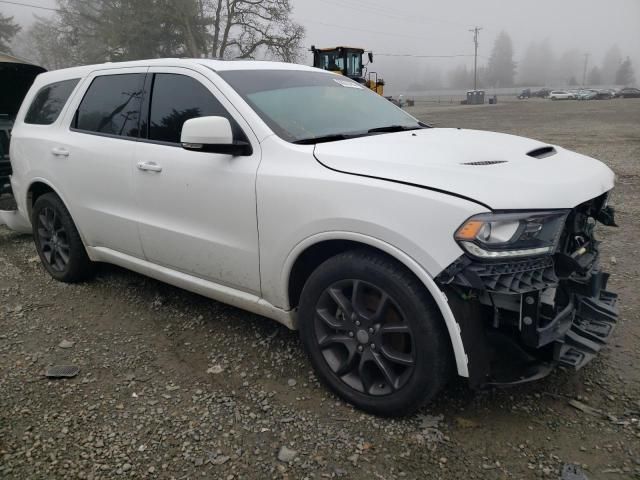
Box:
[314,279,416,396]
[32,193,94,282]
[36,206,70,273]
[298,250,453,416]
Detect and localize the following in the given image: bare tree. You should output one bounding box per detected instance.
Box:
[22,0,304,68]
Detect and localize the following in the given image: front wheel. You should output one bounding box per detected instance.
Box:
[298,250,453,416]
[32,193,94,282]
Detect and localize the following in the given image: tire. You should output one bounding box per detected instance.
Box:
[298,249,453,416]
[31,193,94,282]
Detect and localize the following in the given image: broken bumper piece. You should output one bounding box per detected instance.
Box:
[0,207,32,233]
[0,186,31,234]
[438,257,618,388]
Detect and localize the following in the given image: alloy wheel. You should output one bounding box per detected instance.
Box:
[36,206,70,272]
[313,279,416,396]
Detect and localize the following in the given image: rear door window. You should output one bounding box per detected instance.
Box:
[145,73,242,144]
[75,74,145,137]
[24,79,79,125]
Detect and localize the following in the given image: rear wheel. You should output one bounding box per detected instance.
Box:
[32,193,94,282]
[298,250,452,416]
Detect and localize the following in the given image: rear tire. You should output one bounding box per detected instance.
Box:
[32,193,94,282]
[298,250,453,416]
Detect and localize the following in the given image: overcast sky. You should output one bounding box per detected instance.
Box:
[3,0,639,91]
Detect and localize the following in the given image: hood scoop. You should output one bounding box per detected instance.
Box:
[461,160,508,166]
[527,146,556,159]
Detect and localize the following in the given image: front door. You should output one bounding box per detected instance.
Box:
[132,68,261,294]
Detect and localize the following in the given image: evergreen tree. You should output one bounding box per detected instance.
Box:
[587,66,603,85]
[0,13,21,53]
[615,57,636,86]
[602,45,622,84]
[486,31,516,87]
[519,40,554,86]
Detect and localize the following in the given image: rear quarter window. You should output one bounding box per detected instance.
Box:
[24,79,80,125]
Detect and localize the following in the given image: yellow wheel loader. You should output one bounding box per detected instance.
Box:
[311,46,385,96]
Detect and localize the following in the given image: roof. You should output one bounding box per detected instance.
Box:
[33,58,318,82]
[29,58,323,89]
[313,47,365,52]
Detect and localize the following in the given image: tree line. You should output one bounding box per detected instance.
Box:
[1,0,304,69]
[409,32,636,91]
[1,10,636,90]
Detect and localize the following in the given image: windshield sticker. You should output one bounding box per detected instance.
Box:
[333,78,363,89]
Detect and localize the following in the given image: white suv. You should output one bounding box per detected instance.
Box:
[549,90,575,100]
[4,59,618,416]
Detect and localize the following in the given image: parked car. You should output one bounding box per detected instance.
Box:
[532,88,552,98]
[517,88,531,99]
[0,53,46,194]
[549,90,575,100]
[576,89,598,100]
[595,89,616,100]
[3,59,619,416]
[618,87,640,98]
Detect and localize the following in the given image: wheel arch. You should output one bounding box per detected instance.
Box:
[26,178,65,219]
[283,232,469,377]
[25,178,91,249]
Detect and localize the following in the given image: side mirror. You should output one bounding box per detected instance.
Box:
[368,52,374,63]
[181,116,252,156]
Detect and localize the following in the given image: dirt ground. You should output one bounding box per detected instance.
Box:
[1,98,639,479]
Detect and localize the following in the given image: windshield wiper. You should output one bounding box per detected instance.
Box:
[293,133,363,145]
[292,123,429,145]
[367,124,426,134]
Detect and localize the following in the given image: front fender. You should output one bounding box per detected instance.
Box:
[282,231,469,378]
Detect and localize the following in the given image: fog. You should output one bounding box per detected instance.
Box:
[293,0,640,93]
[3,0,639,93]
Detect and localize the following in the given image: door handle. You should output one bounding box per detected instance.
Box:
[137,161,163,173]
[51,147,69,157]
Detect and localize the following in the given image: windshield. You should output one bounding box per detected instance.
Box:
[217,70,422,144]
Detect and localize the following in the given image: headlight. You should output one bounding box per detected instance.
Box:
[455,211,569,259]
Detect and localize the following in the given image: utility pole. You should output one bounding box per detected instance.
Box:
[469,26,482,91]
[582,53,590,86]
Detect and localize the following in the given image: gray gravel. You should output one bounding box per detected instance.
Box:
[1,98,640,479]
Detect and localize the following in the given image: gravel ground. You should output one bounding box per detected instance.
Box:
[1,98,639,479]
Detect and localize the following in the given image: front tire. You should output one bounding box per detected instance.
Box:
[32,193,94,282]
[298,250,453,416]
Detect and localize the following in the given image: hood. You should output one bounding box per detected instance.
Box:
[314,128,615,210]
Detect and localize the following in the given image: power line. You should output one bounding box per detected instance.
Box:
[376,53,476,59]
[301,18,449,42]
[0,0,61,12]
[315,0,476,30]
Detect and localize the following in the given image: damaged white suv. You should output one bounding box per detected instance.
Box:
[4,59,618,416]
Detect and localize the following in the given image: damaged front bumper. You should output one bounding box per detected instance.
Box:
[437,194,619,387]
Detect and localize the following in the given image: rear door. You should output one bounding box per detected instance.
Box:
[131,67,262,294]
[54,67,148,257]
